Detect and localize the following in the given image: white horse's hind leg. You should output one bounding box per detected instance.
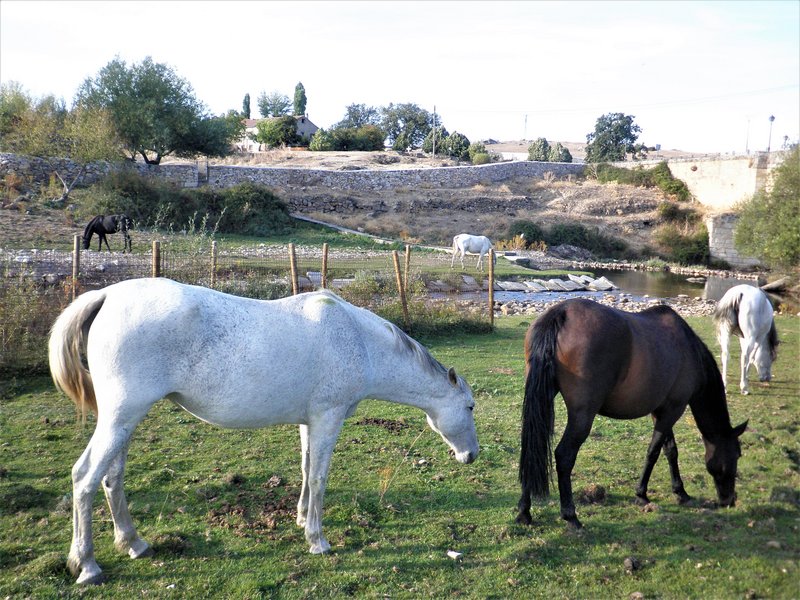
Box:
[739,335,754,395]
[101,443,152,560]
[718,326,731,391]
[304,415,345,554]
[296,424,310,527]
[69,422,137,585]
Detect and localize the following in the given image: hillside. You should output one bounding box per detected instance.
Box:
[2,144,700,253]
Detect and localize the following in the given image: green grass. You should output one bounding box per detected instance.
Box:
[0,316,797,598]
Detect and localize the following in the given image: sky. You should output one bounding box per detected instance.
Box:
[1,0,798,154]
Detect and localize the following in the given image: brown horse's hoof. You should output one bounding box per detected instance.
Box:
[634,494,650,506]
[675,492,693,505]
[515,510,533,526]
[564,516,583,530]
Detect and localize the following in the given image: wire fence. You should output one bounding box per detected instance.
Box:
[1,237,495,374]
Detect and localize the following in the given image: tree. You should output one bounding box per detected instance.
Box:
[445,132,471,161]
[257,90,291,118]
[251,115,299,148]
[528,138,550,161]
[585,113,644,163]
[0,83,121,201]
[336,103,381,129]
[242,93,251,119]
[734,146,800,268]
[293,82,307,116]
[422,126,449,154]
[380,103,432,151]
[548,142,573,163]
[75,56,237,164]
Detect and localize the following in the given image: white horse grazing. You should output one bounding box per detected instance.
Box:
[713,284,779,395]
[451,233,495,271]
[49,278,479,585]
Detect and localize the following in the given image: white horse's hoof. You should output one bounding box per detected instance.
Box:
[128,539,153,559]
[296,516,307,527]
[70,558,105,586]
[309,540,331,554]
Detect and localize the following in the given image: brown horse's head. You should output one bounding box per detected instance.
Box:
[703,420,747,506]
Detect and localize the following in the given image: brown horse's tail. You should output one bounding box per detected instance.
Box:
[518,305,563,503]
[48,289,107,420]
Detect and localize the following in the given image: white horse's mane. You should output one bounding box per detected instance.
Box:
[385,321,451,380]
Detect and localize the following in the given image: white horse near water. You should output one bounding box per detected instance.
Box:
[713,284,779,395]
[49,278,479,585]
[451,233,495,271]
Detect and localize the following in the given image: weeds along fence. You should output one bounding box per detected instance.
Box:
[1,236,495,374]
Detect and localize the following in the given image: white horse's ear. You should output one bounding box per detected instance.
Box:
[448,367,458,387]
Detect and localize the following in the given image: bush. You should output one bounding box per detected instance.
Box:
[76,173,295,237]
[468,142,487,161]
[471,152,491,165]
[657,201,698,225]
[653,223,709,265]
[734,146,800,268]
[594,161,690,201]
[545,223,629,259]
[507,220,545,245]
[527,138,550,161]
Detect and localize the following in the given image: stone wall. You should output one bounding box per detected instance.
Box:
[705,213,760,269]
[628,151,786,210]
[201,160,584,191]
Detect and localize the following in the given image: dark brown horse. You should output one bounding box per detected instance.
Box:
[516,299,747,529]
[82,215,132,253]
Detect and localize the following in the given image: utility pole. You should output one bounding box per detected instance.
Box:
[432,105,437,158]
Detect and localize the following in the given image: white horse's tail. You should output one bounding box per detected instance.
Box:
[48,289,107,419]
[713,290,742,338]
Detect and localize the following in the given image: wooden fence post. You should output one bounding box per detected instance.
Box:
[72,234,80,300]
[152,241,161,278]
[289,243,299,295]
[488,249,495,327]
[322,242,329,289]
[392,250,411,330]
[403,244,411,292]
[210,241,217,288]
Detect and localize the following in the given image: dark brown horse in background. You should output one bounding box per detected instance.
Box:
[516,299,747,529]
[82,215,132,253]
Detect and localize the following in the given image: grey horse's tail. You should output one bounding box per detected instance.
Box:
[48,289,107,419]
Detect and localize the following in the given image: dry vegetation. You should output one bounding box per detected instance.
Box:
[2,142,703,252]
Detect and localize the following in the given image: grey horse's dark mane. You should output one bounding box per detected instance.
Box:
[387,322,449,379]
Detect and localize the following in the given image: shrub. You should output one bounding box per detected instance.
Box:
[527,138,550,161]
[468,141,487,161]
[472,152,491,165]
[734,146,800,268]
[653,223,709,265]
[507,220,545,245]
[77,173,295,237]
[594,161,690,201]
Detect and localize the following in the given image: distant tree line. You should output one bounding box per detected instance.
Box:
[2,55,673,176]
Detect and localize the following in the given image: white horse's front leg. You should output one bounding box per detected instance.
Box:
[296,424,310,527]
[304,416,344,554]
[101,443,152,560]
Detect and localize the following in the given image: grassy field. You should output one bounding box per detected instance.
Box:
[0,315,797,599]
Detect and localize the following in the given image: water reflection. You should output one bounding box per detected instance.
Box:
[591,269,756,302]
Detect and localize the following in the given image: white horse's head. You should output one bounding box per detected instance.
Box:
[753,344,774,382]
[425,368,479,464]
